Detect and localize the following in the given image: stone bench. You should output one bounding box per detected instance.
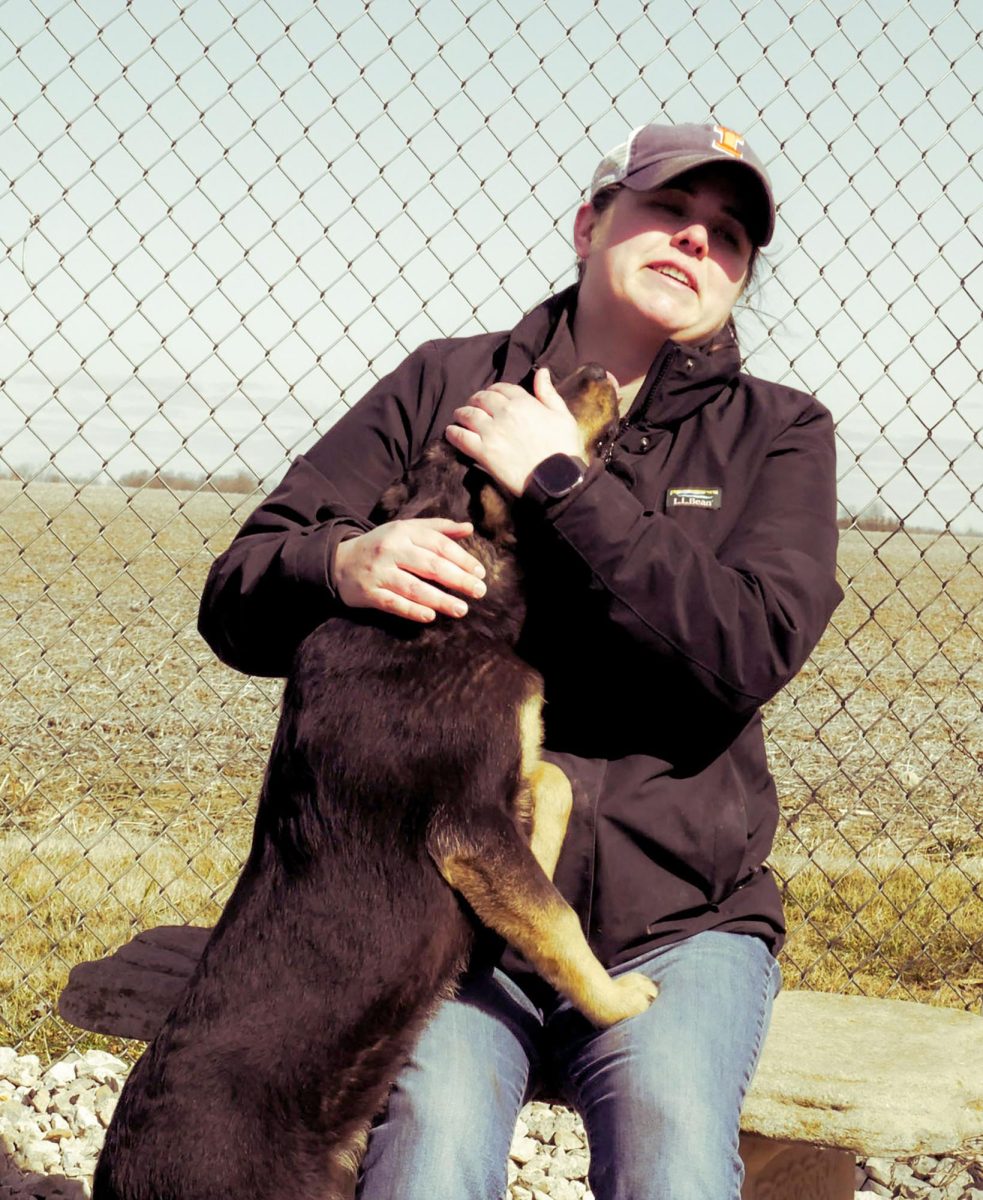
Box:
[59,926,983,1200]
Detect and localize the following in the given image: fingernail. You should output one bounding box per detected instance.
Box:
[473,582,486,598]
[453,602,468,617]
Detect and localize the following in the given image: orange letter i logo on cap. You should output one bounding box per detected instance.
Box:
[712,125,745,159]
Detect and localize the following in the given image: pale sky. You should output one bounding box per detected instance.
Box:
[1,0,981,529]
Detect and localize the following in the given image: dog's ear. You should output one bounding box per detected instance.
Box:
[462,468,515,545]
[379,442,456,519]
[379,476,411,518]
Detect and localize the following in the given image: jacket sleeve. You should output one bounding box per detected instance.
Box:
[530,399,842,717]
[198,343,445,677]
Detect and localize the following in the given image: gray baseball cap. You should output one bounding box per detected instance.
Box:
[589,122,776,246]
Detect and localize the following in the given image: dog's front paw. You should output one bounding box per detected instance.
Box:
[590,972,659,1027]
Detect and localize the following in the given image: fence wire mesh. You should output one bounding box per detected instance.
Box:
[1,0,981,1057]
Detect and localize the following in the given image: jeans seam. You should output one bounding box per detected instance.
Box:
[740,950,778,1100]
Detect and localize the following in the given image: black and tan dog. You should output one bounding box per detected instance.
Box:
[91,365,658,1200]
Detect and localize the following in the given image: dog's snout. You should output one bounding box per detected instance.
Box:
[555,364,620,449]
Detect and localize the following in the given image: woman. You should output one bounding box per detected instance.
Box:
[199,121,842,1200]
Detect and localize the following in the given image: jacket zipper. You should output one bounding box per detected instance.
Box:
[601,345,677,464]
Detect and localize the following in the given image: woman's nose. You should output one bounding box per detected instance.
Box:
[672,224,708,258]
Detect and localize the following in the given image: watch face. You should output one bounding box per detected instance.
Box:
[535,454,585,498]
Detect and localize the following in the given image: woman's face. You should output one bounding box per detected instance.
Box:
[574,166,754,347]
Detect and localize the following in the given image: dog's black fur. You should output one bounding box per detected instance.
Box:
[91,366,650,1200]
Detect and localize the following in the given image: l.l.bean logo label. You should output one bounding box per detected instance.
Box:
[667,487,723,510]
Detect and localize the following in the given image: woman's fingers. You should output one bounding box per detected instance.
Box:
[333,518,486,622]
[382,569,472,621]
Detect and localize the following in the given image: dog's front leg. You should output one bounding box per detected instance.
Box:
[427,811,657,1028]
[513,692,571,882]
[525,760,572,881]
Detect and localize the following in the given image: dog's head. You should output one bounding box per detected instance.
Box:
[554,363,620,458]
[380,363,620,539]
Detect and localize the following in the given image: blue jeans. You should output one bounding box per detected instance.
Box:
[356,930,781,1200]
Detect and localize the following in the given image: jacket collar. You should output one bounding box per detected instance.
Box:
[501,285,743,428]
[501,286,581,384]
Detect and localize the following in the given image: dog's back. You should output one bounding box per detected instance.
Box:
[93,443,539,1200]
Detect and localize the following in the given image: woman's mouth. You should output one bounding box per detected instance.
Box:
[649,264,697,292]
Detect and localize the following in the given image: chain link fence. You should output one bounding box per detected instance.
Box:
[1,0,981,1058]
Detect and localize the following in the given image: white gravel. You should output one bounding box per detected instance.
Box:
[1,1048,981,1199]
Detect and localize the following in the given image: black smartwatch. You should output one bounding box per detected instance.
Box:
[527,453,588,501]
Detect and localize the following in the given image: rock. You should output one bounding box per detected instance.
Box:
[912,1156,942,1180]
[551,1149,590,1179]
[5,1055,40,1087]
[58,924,209,1041]
[1,1097,27,1126]
[745,993,983,1157]
[94,1083,118,1127]
[518,1162,549,1188]
[42,1061,77,1088]
[21,1135,62,1172]
[552,1109,580,1134]
[79,1050,128,1072]
[866,1157,895,1186]
[521,1102,557,1141]
[510,1136,540,1165]
[861,1181,892,1196]
[899,1181,929,1198]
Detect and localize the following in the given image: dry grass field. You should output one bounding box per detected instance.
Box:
[2,478,982,1061]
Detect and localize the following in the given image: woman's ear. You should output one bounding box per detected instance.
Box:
[572,202,597,258]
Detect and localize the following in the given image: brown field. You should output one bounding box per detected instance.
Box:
[2,479,982,1060]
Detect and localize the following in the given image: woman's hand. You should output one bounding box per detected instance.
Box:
[332,519,487,623]
[445,367,585,495]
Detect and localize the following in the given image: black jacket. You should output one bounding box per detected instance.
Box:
[199,286,842,966]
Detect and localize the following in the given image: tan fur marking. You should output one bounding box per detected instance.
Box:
[479,482,511,535]
[526,761,572,880]
[517,692,544,779]
[326,1129,363,1199]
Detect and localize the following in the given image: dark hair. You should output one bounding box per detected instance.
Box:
[575,185,623,283]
